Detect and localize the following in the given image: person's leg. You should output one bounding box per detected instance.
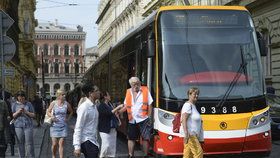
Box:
[189,136,203,158]
[15,127,25,158]
[128,140,135,157]
[127,123,140,157]
[51,137,58,158]
[0,130,8,157]
[0,145,7,158]
[58,138,64,158]
[139,118,152,156]
[81,140,99,158]
[24,127,35,158]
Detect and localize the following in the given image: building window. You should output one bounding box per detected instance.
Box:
[74,44,79,56]
[64,44,69,56]
[65,63,69,74]
[54,83,60,95]
[54,44,59,56]
[44,44,48,55]
[64,83,71,92]
[44,63,49,74]
[44,84,50,95]
[75,62,79,74]
[261,31,271,78]
[54,62,59,74]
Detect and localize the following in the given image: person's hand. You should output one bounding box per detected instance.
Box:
[51,116,57,122]
[116,104,124,110]
[74,149,81,157]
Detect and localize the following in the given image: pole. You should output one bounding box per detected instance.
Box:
[0,13,5,100]
[41,51,45,99]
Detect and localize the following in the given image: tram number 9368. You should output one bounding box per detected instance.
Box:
[200,106,238,114]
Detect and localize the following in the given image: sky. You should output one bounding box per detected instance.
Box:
[35,0,99,48]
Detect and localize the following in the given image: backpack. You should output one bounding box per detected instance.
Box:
[172,113,181,133]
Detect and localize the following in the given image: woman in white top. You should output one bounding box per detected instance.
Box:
[181,87,203,158]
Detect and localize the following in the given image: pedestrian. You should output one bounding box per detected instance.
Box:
[73,82,101,158]
[47,89,73,158]
[118,77,153,157]
[181,87,204,158]
[0,98,11,158]
[4,94,16,156]
[12,90,35,158]
[32,95,44,127]
[98,91,122,158]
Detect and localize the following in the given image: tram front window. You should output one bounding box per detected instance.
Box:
[158,10,264,100]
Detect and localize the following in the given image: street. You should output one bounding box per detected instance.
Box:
[5,118,280,158]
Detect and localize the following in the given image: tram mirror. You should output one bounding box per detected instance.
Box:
[256,31,267,56]
[147,32,155,57]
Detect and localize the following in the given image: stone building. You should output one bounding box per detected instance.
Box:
[34,21,86,99]
[84,46,98,71]
[0,0,37,99]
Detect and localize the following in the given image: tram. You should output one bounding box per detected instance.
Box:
[84,6,271,156]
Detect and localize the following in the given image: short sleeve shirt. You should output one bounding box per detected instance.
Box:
[12,101,34,128]
[181,102,202,135]
[124,87,153,124]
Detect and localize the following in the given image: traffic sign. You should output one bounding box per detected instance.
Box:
[0,36,16,61]
[4,68,15,77]
[0,10,14,35]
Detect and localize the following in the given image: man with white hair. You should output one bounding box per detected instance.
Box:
[118,76,153,157]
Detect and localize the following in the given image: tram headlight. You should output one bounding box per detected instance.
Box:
[249,110,270,129]
[158,109,176,126]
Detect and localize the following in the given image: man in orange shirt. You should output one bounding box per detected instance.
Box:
[118,77,153,158]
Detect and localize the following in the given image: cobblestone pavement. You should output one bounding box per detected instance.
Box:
[5,121,47,158]
[40,117,145,158]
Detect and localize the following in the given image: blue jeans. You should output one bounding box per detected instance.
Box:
[15,127,35,158]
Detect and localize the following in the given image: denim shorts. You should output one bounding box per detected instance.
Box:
[127,118,152,140]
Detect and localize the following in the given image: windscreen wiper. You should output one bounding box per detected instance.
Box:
[216,46,247,108]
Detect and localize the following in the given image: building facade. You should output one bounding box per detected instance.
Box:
[0,0,37,99]
[34,22,86,99]
[96,0,186,56]
[84,46,98,71]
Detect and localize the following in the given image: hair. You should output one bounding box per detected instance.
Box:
[16,90,26,97]
[187,87,200,96]
[100,91,109,102]
[56,89,65,97]
[81,82,98,97]
[129,77,141,85]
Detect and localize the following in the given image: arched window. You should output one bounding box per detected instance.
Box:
[43,44,48,55]
[74,44,79,56]
[54,83,60,94]
[54,44,59,55]
[64,44,69,56]
[44,84,50,95]
[64,83,71,92]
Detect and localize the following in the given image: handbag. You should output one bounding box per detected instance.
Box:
[172,113,181,133]
[44,110,53,126]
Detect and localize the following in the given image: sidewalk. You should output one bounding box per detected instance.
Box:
[5,123,48,158]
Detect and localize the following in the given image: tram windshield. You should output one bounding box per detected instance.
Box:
[158,10,264,100]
